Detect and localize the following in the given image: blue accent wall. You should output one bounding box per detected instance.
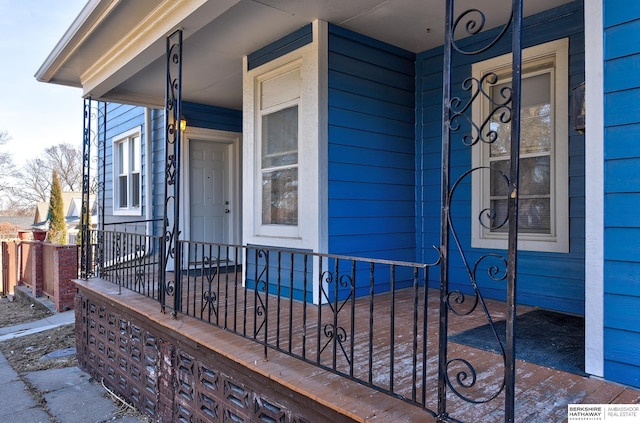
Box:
[327,24,417,263]
[416,1,585,314]
[247,24,313,71]
[603,0,640,388]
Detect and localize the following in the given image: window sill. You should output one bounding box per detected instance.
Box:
[472,236,569,254]
[113,209,143,217]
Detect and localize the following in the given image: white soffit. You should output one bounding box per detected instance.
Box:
[38,0,576,109]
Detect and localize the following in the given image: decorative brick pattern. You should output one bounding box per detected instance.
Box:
[76,293,160,417]
[75,289,356,422]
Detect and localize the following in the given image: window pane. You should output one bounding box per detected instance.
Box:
[520,156,550,196]
[489,198,551,234]
[519,198,551,233]
[262,106,298,168]
[491,157,550,197]
[490,159,510,196]
[119,175,128,208]
[132,136,141,172]
[490,72,552,157]
[262,168,298,225]
[118,142,126,173]
[131,172,140,208]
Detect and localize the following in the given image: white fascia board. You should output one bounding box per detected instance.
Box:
[35,0,112,85]
[81,0,240,99]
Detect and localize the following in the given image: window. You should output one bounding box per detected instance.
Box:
[243,21,327,252]
[261,105,298,225]
[255,65,301,235]
[113,127,142,215]
[471,39,569,253]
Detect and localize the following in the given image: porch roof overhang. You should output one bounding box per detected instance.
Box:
[35,0,573,110]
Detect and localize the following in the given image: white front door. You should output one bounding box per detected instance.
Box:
[189,139,230,246]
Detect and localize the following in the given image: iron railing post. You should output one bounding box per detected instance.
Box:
[81,98,105,279]
[438,0,455,418]
[163,29,183,316]
[438,1,522,421]
[81,97,92,279]
[505,1,523,421]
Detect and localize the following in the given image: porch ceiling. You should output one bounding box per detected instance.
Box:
[36,0,573,110]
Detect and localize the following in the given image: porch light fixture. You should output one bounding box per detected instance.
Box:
[180,115,187,131]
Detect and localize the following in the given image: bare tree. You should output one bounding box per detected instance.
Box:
[43,143,83,191]
[10,143,83,211]
[0,131,15,193]
[14,158,52,204]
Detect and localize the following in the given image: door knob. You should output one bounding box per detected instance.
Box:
[225,209,230,214]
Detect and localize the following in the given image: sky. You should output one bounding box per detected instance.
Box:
[0,0,88,165]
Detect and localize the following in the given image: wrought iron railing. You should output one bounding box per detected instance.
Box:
[85,229,438,415]
[88,229,163,299]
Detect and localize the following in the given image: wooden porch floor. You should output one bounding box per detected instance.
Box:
[84,274,640,422]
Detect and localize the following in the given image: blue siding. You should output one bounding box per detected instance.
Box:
[244,246,314,302]
[416,1,585,314]
[151,103,242,235]
[151,108,166,235]
[603,0,640,388]
[182,102,242,133]
[102,102,241,238]
[247,24,312,70]
[327,24,416,263]
[102,103,146,227]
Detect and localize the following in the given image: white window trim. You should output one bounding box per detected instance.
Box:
[242,20,328,254]
[471,38,569,253]
[112,126,143,216]
[256,65,301,237]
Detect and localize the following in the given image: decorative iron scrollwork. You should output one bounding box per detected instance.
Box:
[134,243,147,291]
[448,73,512,146]
[81,98,106,279]
[450,8,513,56]
[162,29,183,316]
[201,255,219,320]
[318,268,354,366]
[202,291,218,319]
[253,249,268,337]
[440,0,523,420]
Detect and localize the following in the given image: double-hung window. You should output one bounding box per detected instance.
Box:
[113,127,142,216]
[243,24,325,251]
[255,65,301,236]
[471,38,569,253]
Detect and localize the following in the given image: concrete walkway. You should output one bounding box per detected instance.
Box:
[0,304,148,423]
